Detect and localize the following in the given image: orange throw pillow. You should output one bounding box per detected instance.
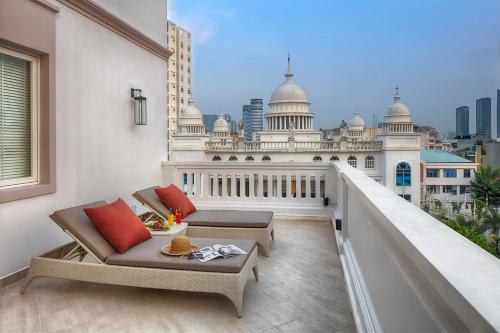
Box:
[155,184,196,218]
[84,199,151,254]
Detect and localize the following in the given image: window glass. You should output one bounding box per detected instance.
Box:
[463,169,471,178]
[347,156,357,168]
[365,156,375,169]
[426,169,440,177]
[443,185,457,194]
[396,162,411,186]
[444,169,457,178]
[0,48,38,187]
[399,194,411,202]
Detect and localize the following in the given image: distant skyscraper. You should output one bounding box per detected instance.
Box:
[497,89,499,138]
[242,99,263,141]
[476,97,491,139]
[203,114,237,133]
[455,106,469,136]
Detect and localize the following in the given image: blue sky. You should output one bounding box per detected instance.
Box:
[169,0,500,137]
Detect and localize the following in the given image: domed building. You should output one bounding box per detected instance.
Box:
[380,87,414,134]
[258,56,322,142]
[171,99,210,161]
[211,115,231,142]
[348,112,366,140]
[178,100,205,135]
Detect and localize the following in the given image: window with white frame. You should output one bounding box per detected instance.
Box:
[365,156,375,169]
[0,47,39,188]
[347,156,357,168]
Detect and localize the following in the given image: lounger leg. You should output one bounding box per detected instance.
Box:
[252,266,259,281]
[79,252,86,262]
[271,229,275,240]
[20,272,36,294]
[228,294,244,318]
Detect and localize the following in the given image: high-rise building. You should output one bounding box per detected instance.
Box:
[476,97,491,139]
[242,99,263,141]
[456,106,469,136]
[167,21,192,154]
[497,89,499,138]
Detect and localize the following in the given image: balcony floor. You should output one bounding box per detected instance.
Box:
[0,219,354,333]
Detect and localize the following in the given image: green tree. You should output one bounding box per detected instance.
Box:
[476,206,500,255]
[470,166,500,207]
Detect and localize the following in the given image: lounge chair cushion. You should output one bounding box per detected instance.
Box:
[133,186,169,217]
[133,186,273,228]
[105,236,256,273]
[50,202,116,261]
[155,184,196,217]
[83,199,152,254]
[184,210,273,228]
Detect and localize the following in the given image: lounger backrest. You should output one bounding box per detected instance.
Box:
[132,186,169,217]
[50,201,116,261]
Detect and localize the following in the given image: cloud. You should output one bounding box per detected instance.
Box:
[168,0,232,44]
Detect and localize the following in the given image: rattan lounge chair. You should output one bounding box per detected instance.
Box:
[20,202,259,317]
[133,187,275,256]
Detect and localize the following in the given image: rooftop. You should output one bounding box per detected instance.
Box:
[421,149,472,163]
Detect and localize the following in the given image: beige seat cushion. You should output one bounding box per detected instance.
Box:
[184,210,273,228]
[105,236,256,273]
[133,186,168,216]
[50,202,116,262]
[133,186,273,228]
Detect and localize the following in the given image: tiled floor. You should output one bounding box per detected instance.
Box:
[0,219,355,333]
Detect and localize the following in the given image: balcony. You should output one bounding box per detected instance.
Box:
[2,161,499,332]
[160,161,500,332]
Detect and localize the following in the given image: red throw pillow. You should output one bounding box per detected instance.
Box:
[155,184,196,217]
[84,199,151,254]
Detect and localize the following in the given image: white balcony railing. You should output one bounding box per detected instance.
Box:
[162,160,500,332]
[162,161,334,217]
[205,140,383,153]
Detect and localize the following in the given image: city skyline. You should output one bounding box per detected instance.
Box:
[169,0,500,137]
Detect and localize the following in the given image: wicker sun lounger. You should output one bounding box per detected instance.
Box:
[133,187,275,256]
[20,202,259,317]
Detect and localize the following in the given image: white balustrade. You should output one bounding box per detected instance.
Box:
[206,140,382,153]
[162,161,333,217]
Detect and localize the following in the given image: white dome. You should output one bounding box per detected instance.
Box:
[386,88,410,117]
[213,115,229,132]
[269,57,310,107]
[270,80,309,105]
[182,100,203,119]
[350,112,365,127]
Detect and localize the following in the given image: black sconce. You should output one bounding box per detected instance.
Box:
[131,88,147,125]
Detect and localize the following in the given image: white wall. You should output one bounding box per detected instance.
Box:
[91,0,167,47]
[0,2,167,278]
[334,162,500,332]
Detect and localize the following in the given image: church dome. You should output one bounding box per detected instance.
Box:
[182,99,203,119]
[270,80,309,105]
[350,112,365,128]
[213,115,229,132]
[269,56,310,107]
[386,87,411,118]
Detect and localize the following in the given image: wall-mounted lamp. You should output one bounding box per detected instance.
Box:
[131,88,147,125]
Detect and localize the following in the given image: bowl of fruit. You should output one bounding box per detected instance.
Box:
[144,220,170,231]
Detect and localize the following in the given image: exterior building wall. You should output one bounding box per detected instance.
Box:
[476,97,491,139]
[421,162,477,204]
[379,134,421,206]
[0,0,168,278]
[497,89,499,138]
[167,21,191,158]
[456,106,469,136]
[243,99,263,141]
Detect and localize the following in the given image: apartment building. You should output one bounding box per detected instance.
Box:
[167,20,192,157]
[420,149,478,205]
